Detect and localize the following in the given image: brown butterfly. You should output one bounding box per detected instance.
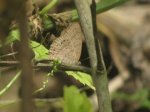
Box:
[49,22,84,64]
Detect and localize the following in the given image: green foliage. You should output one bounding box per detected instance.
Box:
[112,88,150,109]
[33,71,52,94]
[96,0,128,14]
[0,30,20,47]
[63,86,93,112]
[52,58,61,72]
[30,41,49,60]
[6,29,20,42]
[66,71,95,90]
[40,0,58,16]
[0,0,129,111]
[0,70,21,96]
[33,59,61,94]
[0,29,49,60]
[0,30,49,60]
[71,0,128,22]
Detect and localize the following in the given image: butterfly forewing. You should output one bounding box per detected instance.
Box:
[49,22,83,64]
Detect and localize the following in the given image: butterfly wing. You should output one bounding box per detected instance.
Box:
[49,22,83,64]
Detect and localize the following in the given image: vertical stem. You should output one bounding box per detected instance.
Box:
[75,0,112,112]
[16,0,35,112]
[91,1,112,112]
[75,0,97,69]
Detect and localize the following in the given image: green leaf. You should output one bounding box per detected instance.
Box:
[0,30,20,47]
[63,86,93,112]
[96,0,128,14]
[6,29,20,42]
[30,41,49,60]
[71,0,128,22]
[66,71,95,90]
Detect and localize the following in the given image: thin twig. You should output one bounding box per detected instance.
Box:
[0,98,62,108]
[0,60,93,74]
[0,70,21,96]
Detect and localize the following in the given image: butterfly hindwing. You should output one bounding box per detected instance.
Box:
[49,22,83,64]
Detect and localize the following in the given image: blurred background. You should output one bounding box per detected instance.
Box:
[0,0,150,112]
